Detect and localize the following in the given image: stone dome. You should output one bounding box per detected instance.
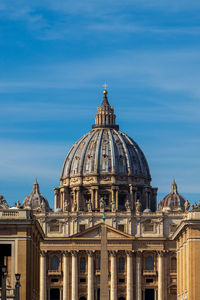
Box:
[61,128,150,180]
[159,179,186,211]
[23,179,50,211]
[61,89,151,183]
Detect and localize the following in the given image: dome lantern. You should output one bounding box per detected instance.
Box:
[92,88,119,130]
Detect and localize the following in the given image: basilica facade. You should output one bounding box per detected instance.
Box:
[0,89,200,300]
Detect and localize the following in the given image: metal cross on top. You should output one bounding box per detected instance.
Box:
[103,82,108,90]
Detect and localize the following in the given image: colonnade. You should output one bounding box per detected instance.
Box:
[40,250,166,300]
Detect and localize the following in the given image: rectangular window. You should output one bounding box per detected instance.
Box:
[144,224,154,232]
[146,278,153,283]
[49,224,59,232]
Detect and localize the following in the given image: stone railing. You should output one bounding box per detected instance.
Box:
[0,209,31,219]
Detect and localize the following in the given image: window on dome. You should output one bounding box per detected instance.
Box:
[51,256,59,271]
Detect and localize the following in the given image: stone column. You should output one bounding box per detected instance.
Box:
[111,188,116,212]
[110,251,117,300]
[158,251,164,300]
[95,188,99,210]
[126,251,133,300]
[71,251,78,300]
[87,251,94,300]
[40,251,46,300]
[116,188,119,211]
[136,251,142,300]
[63,252,69,300]
[54,188,60,211]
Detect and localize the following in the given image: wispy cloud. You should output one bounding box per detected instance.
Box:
[0,0,200,40]
[1,48,200,99]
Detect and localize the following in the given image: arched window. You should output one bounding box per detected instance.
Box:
[119,257,125,272]
[145,256,154,270]
[80,257,86,273]
[51,256,59,271]
[171,257,177,272]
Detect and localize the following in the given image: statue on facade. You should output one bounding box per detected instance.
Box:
[111,200,116,212]
[100,197,104,210]
[87,199,92,212]
[184,199,190,211]
[135,199,141,214]
[125,199,131,211]
[0,194,8,209]
[73,199,77,212]
[64,200,69,211]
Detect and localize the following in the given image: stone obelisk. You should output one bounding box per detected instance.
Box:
[100,223,109,300]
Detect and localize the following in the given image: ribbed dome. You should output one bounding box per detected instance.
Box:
[23,179,50,211]
[160,179,186,210]
[61,128,150,179]
[61,89,151,181]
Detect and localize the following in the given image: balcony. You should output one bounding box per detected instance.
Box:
[143,269,157,276]
[48,270,62,276]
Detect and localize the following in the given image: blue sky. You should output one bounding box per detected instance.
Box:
[0,0,200,208]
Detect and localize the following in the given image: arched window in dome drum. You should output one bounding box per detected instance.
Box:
[51,255,59,271]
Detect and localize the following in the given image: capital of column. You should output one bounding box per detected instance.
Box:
[71,250,78,257]
[109,250,117,257]
[126,250,134,257]
[87,250,95,257]
[157,250,165,257]
[135,250,143,257]
[40,250,46,257]
[62,251,70,257]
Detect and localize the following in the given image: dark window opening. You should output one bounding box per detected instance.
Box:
[118,297,125,300]
[51,256,59,271]
[146,278,153,283]
[80,278,86,283]
[95,256,101,270]
[119,257,125,272]
[171,257,177,272]
[144,289,154,300]
[80,257,86,273]
[79,225,86,232]
[79,297,87,300]
[50,288,60,300]
[145,256,154,270]
[118,278,125,283]
[51,278,58,283]
[118,194,126,211]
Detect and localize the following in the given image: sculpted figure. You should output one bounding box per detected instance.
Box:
[135,199,141,214]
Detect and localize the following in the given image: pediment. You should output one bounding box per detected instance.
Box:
[71,223,134,240]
